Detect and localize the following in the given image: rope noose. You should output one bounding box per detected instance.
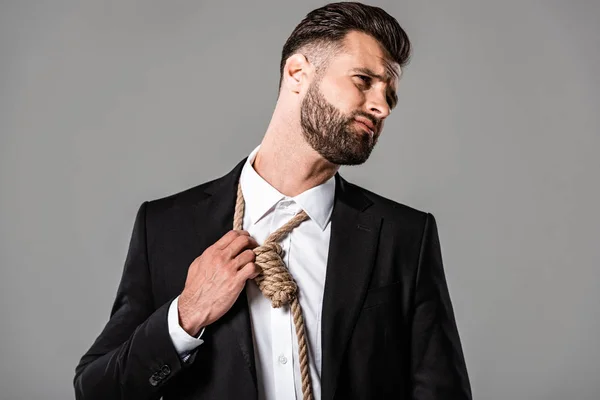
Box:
[233,182,314,400]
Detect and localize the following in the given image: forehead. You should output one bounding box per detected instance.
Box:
[332,30,401,84]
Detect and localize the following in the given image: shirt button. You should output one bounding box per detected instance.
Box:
[278,354,288,364]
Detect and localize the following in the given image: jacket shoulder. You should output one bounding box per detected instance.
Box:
[143,158,245,216]
[345,179,433,230]
[141,175,223,222]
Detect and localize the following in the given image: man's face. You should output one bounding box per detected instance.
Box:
[300,31,400,166]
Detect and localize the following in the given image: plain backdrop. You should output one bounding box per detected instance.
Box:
[1,1,599,399]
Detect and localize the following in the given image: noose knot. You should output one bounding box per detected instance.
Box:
[253,242,297,308]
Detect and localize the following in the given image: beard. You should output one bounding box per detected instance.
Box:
[300,80,380,166]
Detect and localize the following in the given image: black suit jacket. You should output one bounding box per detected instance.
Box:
[74,157,472,400]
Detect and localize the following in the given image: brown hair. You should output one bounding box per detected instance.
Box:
[279,2,412,88]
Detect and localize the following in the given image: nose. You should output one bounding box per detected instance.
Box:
[366,89,391,120]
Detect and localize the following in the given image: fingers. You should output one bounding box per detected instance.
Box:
[214,229,250,250]
[227,234,259,259]
[239,262,261,280]
[233,249,256,270]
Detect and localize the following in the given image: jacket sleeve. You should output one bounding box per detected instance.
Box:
[410,213,472,399]
[74,202,196,400]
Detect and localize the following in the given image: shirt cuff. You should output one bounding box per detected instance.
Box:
[167,296,205,360]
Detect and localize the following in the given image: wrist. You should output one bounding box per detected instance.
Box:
[177,295,207,337]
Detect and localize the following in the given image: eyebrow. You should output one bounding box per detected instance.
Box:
[350,67,398,109]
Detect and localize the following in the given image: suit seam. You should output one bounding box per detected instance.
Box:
[414,212,431,301]
[141,201,156,310]
[408,211,431,387]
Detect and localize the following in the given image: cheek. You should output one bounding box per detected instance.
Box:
[319,78,364,113]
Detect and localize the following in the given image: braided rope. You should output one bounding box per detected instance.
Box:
[233,182,314,400]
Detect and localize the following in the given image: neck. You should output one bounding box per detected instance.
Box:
[253,105,340,198]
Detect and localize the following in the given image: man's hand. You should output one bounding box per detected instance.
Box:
[178,230,260,336]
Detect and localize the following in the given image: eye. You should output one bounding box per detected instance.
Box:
[355,75,372,85]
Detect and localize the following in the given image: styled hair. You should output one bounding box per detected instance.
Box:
[279,2,412,89]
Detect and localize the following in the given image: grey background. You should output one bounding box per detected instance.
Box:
[1,1,599,399]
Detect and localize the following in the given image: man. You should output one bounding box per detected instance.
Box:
[74,2,472,399]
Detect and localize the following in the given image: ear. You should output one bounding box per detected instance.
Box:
[282,53,313,94]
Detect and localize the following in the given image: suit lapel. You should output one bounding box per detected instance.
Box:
[194,157,258,393]
[321,174,382,400]
[194,159,381,400]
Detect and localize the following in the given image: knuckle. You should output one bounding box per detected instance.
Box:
[215,252,227,266]
[226,247,235,260]
[247,263,259,278]
[245,249,256,260]
[240,236,252,247]
[227,257,239,270]
[192,255,203,267]
[222,262,233,274]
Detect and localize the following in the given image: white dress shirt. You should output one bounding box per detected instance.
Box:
[168,144,335,400]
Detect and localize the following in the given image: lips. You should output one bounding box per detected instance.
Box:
[354,119,375,136]
[354,117,376,135]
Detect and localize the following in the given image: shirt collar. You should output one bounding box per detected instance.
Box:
[239,145,336,231]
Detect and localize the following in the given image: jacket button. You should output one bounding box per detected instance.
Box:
[149,376,159,387]
[161,365,171,375]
